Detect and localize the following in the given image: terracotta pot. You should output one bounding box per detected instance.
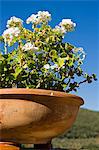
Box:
[0,142,20,150]
[0,88,84,144]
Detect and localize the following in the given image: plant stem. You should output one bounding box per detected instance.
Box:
[18,40,23,67]
[4,39,8,54]
[79,79,87,85]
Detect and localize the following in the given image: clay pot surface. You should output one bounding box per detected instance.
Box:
[0,88,84,144]
[0,142,20,150]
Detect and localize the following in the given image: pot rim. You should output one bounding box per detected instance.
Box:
[0,88,84,105]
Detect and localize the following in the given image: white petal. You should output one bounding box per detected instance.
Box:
[44,64,50,69]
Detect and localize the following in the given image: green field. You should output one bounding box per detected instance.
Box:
[22,109,99,149]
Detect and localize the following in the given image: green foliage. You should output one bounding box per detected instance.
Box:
[0,12,97,91]
[52,138,99,150]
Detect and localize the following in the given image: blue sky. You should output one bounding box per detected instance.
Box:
[0,0,99,111]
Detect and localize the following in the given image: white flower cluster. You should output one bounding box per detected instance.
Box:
[73,47,86,61]
[6,16,23,28]
[53,25,66,34]
[53,19,76,35]
[74,47,83,52]
[59,19,76,32]
[2,16,22,45]
[22,42,39,51]
[44,64,58,70]
[26,11,51,25]
[2,27,20,45]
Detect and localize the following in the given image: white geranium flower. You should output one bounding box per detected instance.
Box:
[82,53,86,60]
[53,25,66,34]
[37,11,51,22]
[6,16,23,28]
[26,11,51,25]
[44,63,58,70]
[79,48,86,60]
[73,47,84,52]
[59,19,76,32]
[50,64,58,69]
[44,64,50,69]
[78,47,84,52]
[26,14,38,24]
[22,42,39,51]
[2,27,20,45]
[73,47,86,61]
[3,27,20,37]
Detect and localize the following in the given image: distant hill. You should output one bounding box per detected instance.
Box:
[59,108,99,139]
[52,109,99,149]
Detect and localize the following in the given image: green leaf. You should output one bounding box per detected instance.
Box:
[58,57,66,67]
[46,37,49,43]
[65,43,74,51]
[4,67,7,71]
[62,84,67,89]
[84,73,88,78]
[49,50,57,58]
[13,67,22,79]
[0,54,4,61]
[92,74,97,80]
[0,36,4,42]
[68,59,74,67]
